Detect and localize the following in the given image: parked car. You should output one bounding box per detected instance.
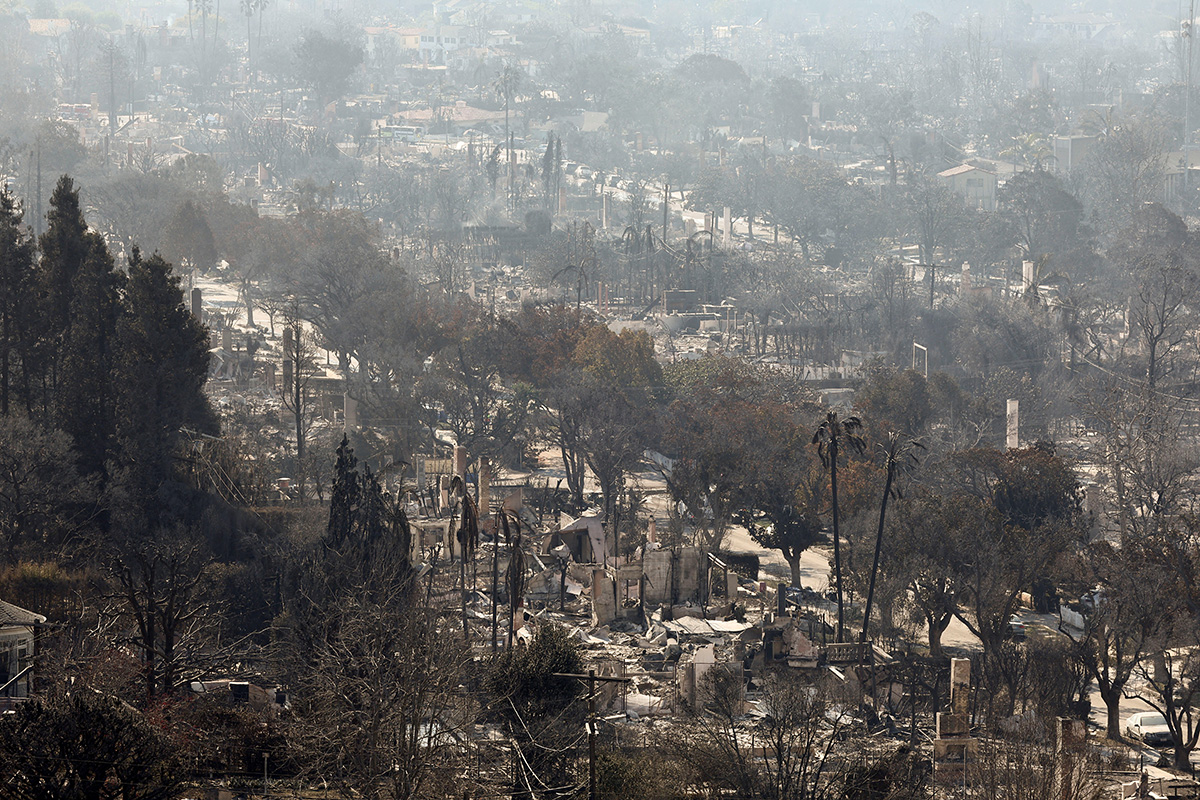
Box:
[1125,711,1174,748]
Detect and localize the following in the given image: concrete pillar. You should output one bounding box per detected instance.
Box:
[1006,399,1019,450]
[722,206,732,250]
[934,656,977,782]
[454,446,468,479]
[439,476,449,512]
[263,361,276,390]
[1055,717,1086,800]
[592,568,616,625]
[647,517,656,544]
[936,657,973,739]
[221,327,232,352]
[601,192,609,229]
[344,392,358,432]
[642,549,671,608]
[479,457,491,516]
[950,657,971,716]
[190,287,202,320]
[1022,260,1035,294]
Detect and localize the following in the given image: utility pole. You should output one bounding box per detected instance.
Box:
[35,141,41,237]
[1185,1,1196,206]
[662,183,669,243]
[108,43,118,136]
[589,670,596,800]
[1187,2,1196,149]
[552,670,631,800]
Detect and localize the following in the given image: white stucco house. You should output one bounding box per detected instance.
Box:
[0,599,46,709]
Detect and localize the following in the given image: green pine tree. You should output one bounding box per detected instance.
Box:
[32,176,91,415]
[57,233,124,482]
[38,177,89,335]
[111,248,213,534]
[324,434,360,551]
[161,199,218,274]
[0,189,36,416]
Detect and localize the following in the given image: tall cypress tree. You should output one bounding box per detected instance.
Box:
[58,233,124,482]
[0,190,36,416]
[325,436,359,551]
[34,177,91,415]
[111,248,213,535]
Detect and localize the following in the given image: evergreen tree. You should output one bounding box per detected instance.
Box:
[38,177,89,334]
[325,435,360,551]
[161,199,218,274]
[321,436,406,588]
[111,248,213,534]
[0,190,36,416]
[32,176,91,415]
[57,232,124,482]
[283,438,415,677]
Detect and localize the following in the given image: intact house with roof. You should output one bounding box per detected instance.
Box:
[937,163,997,211]
[0,599,46,709]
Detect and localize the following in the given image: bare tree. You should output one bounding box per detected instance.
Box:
[110,538,212,699]
[1125,254,1199,392]
[1079,117,1171,232]
[279,305,319,496]
[1059,540,1165,739]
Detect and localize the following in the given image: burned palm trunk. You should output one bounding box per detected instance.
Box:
[506,530,526,650]
[452,476,479,644]
[493,511,512,652]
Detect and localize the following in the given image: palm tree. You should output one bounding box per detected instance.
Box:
[552,255,598,310]
[495,508,519,653]
[860,433,923,644]
[256,0,268,49]
[812,411,864,642]
[493,61,524,212]
[1000,132,1055,172]
[241,0,254,80]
